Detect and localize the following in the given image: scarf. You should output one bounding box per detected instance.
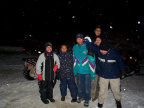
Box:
[45,50,53,56]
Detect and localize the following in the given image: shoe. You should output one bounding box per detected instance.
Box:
[116,100,122,108]
[61,96,65,101]
[84,101,89,107]
[77,98,84,103]
[71,98,77,103]
[98,103,103,108]
[48,98,55,102]
[41,99,49,104]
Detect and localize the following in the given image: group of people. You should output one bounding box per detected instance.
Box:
[36,25,125,108]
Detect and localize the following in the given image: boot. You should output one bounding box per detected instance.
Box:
[77,97,84,103]
[116,100,122,108]
[61,96,65,101]
[98,103,103,108]
[84,101,89,107]
[41,99,49,104]
[48,98,55,102]
[71,97,77,103]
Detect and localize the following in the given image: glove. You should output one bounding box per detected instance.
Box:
[53,65,58,72]
[120,70,125,79]
[38,74,43,81]
[88,48,94,57]
[84,36,92,45]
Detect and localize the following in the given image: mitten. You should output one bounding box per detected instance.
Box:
[53,65,58,72]
[84,36,92,45]
[38,74,43,81]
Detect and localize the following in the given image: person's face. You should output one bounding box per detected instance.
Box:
[46,46,52,52]
[100,50,108,55]
[94,37,102,46]
[61,45,67,53]
[76,38,84,45]
[94,28,101,36]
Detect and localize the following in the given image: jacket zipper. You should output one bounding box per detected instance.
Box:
[49,56,51,81]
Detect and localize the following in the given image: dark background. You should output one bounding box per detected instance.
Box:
[0,0,144,49]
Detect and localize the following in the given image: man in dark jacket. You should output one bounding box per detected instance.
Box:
[58,44,77,102]
[88,40,125,108]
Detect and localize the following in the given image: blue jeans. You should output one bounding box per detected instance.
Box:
[77,73,91,101]
[60,78,77,98]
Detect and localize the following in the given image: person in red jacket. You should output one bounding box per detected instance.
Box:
[36,42,60,104]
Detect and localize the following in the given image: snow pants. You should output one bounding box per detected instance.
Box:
[39,81,54,101]
[98,77,121,104]
[91,75,99,101]
[60,78,77,98]
[77,73,91,101]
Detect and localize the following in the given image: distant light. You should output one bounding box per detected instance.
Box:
[136,30,137,31]
[38,51,41,54]
[138,36,139,38]
[110,26,113,29]
[127,38,129,41]
[23,48,26,51]
[72,16,76,18]
[138,21,140,24]
[130,56,132,59]
[68,1,71,4]
[29,35,32,37]
[100,13,102,15]
[57,33,58,35]
[59,16,61,19]
[35,50,37,52]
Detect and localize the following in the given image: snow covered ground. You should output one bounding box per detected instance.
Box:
[0,53,144,108]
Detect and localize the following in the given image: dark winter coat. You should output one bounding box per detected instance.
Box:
[45,55,54,81]
[87,44,125,79]
[58,52,74,79]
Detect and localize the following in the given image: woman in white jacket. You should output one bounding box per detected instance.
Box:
[36,42,60,104]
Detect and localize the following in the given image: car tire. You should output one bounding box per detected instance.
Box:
[23,70,35,80]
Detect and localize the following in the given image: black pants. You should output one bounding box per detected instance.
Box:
[39,81,54,101]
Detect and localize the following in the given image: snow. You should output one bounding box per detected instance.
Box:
[0,53,144,108]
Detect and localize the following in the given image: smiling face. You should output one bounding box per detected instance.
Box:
[61,45,67,53]
[94,28,101,36]
[46,46,52,52]
[94,37,102,46]
[76,38,84,45]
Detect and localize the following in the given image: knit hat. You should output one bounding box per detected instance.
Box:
[76,33,84,39]
[99,40,110,51]
[44,42,52,48]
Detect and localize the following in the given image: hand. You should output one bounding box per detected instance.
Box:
[88,48,94,57]
[120,70,125,79]
[53,65,58,72]
[84,36,92,42]
[38,74,43,81]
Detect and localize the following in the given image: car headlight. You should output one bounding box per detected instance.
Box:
[38,51,41,54]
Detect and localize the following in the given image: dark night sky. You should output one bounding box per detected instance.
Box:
[0,0,144,47]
